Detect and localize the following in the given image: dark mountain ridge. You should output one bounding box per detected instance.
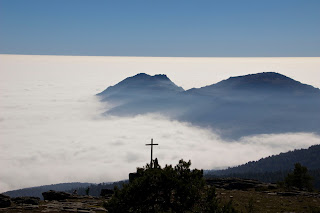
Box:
[186,72,320,97]
[205,144,320,189]
[3,182,92,199]
[97,72,320,139]
[3,181,128,199]
[209,144,320,175]
[98,73,184,103]
[98,73,184,94]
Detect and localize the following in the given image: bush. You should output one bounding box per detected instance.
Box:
[105,159,236,213]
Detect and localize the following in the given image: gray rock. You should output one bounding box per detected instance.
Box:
[92,207,107,212]
[205,178,275,191]
[12,196,40,205]
[42,190,74,201]
[23,204,39,210]
[0,194,11,208]
[77,210,91,213]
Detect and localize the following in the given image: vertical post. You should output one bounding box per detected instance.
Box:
[150,138,153,168]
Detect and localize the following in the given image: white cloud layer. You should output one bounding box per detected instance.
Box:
[0,55,319,192]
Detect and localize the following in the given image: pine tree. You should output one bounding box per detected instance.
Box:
[285,163,313,191]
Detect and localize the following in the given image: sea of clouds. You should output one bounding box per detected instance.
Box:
[1,55,319,192]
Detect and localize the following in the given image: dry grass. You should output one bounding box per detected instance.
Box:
[216,188,320,213]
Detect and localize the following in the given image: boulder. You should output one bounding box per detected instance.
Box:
[0,194,11,208]
[206,178,265,190]
[224,181,257,190]
[42,190,74,201]
[12,196,40,205]
[100,189,114,197]
[277,191,301,196]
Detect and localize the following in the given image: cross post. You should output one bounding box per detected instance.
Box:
[146,138,158,168]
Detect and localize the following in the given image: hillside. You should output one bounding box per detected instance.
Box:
[206,144,320,189]
[210,144,320,174]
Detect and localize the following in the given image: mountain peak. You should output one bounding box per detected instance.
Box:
[97,73,184,98]
[227,72,291,83]
[153,74,169,80]
[124,73,171,83]
[134,73,149,77]
[187,72,319,96]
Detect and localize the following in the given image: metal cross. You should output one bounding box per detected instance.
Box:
[146,138,158,168]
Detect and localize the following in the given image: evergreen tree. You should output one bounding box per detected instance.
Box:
[285,163,313,191]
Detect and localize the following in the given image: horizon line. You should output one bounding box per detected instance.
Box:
[1,53,320,59]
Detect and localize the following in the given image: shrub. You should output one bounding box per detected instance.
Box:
[105,159,236,213]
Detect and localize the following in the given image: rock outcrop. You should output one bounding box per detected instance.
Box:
[0,194,11,208]
[42,190,75,201]
[41,200,107,212]
[206,178,277,191]
[0,193,108,212]
[12,196,40,205]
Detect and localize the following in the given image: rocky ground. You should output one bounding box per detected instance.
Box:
[1,178,320,212]
[207,178,320,212]
[216,188,320,212]
[0,193,109,213]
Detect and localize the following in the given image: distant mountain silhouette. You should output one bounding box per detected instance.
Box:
[3,182,92,199]
[98,72,320,139]
[187,72,320,97]
[98,73,183,103]
[3,181,128,199]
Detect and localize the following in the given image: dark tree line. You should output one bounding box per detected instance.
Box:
[209,145,320,175]
[206,144,320,189]
[206,167,320,190]
[67,181,127,197]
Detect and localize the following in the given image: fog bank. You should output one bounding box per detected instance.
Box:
[1,55,319,192]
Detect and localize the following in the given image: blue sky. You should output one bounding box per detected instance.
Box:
[1,0,319,56]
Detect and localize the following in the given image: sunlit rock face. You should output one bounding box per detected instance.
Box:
[99,72,320,139]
